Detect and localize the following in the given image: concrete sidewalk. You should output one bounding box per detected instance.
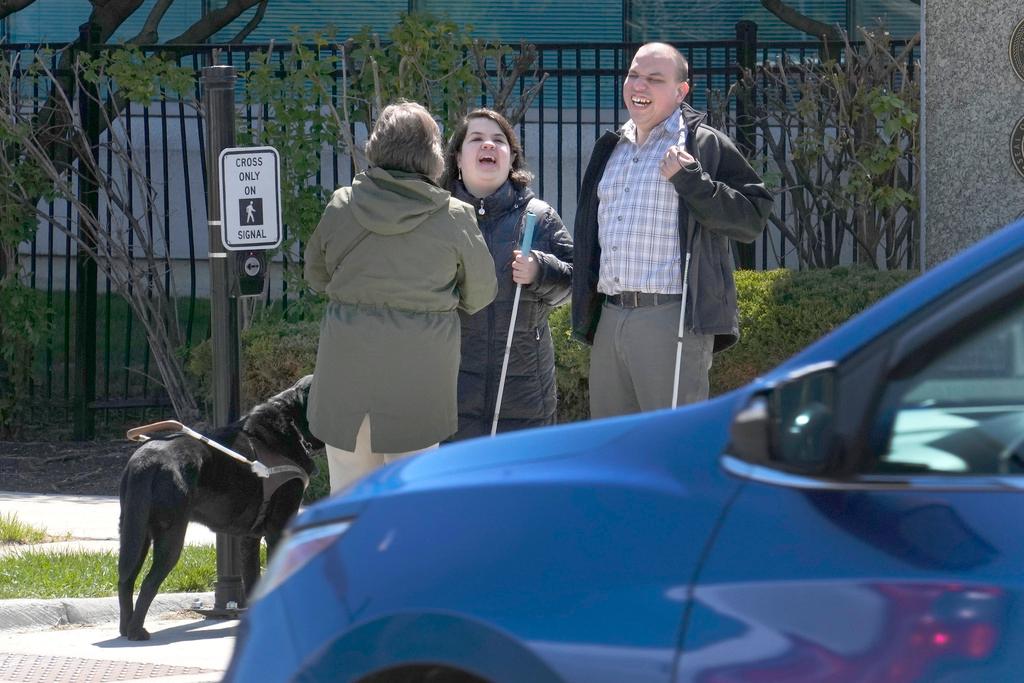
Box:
[0,491,234,682]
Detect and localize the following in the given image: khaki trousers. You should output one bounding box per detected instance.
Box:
[589,300,713,419]
[325,414,437,494]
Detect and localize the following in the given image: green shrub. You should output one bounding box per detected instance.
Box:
[550,304,590,424]
[0,282,50,437]
[187,319,319,413]
[716,266,914,394]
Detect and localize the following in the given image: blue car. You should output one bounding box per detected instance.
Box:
[225,219,1024,683]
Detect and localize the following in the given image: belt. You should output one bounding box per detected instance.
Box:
[605,291,683,308]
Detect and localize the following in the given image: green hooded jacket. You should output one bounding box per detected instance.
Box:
[305,167,497,452]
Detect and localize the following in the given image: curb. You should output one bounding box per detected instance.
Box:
[0,592,215,632]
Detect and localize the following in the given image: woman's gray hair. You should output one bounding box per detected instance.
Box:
[365,101,444,181]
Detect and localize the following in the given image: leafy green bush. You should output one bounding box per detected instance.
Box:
[0,282,49,437]
[187,319,319,414]
[550,304,590,424]
[716,266,914,394]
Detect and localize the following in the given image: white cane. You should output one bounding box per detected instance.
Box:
[671,251,692,409]
[492,211,538,436]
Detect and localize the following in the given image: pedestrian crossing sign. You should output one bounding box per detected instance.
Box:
[218,146,282,251]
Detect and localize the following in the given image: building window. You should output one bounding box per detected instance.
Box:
[629,0,850,42]
[215,0,409,42]
[419,0,624,42]
[853,0,919,38]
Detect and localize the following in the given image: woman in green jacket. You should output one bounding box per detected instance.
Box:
[304,101,497,494]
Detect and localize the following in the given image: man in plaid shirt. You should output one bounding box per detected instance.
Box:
[571,42,773,418]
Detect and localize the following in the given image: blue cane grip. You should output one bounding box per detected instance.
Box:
[520,211,537,258]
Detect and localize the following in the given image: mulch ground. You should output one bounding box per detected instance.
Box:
[0,440,135,496]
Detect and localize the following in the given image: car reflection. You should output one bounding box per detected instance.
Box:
[684,582,1004,683]
[805,492,998,571]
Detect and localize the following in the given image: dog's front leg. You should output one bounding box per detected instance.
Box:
[240,535,262,603]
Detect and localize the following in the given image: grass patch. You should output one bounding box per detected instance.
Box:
[0,543,267,599]
[0,513,48,544]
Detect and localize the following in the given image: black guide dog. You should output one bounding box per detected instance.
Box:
[117,375,323,641]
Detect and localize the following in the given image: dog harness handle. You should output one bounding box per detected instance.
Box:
[126,419,185,442]
[127,419,273,479]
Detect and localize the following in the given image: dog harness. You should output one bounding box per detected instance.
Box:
[241,422,313,533]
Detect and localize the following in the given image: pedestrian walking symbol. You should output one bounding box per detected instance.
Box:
[239,198,264,226]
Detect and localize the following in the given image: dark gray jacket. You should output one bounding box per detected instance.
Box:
[571,103,773,352]
[451,180,573,440]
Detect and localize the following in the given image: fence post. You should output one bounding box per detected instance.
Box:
[201,64,246,614]
[73,21,100,439]
[734,20,758,271]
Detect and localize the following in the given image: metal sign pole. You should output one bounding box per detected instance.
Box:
[201,64,245,614]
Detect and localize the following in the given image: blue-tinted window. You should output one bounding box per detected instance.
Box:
[5,0,204,43]
[854,0,920,38]
[631,0,848,42]
[5,0,89,43]
[419,0,622,42]
[212,0,407,42]
[2,0,919,48]
[111,0,207,43]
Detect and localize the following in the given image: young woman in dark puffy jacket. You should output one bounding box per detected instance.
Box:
[441,109,574,440]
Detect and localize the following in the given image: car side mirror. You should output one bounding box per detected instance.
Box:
[727,366,840,474]
[778,399,835,469]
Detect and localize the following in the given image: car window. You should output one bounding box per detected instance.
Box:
[871,299,1024,475]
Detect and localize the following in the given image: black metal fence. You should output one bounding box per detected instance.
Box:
[1,32,920,432]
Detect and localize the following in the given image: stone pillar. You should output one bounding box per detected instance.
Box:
[923,1,1024,267]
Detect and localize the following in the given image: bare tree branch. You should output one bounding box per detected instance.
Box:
[127,0,175,45]
[230,0,268,44]
[16,0,270,218]
[166,0,263,45]
[0,0,35,21]
[89,0,148,42]
[728,26,919,269]
[471,41,549,126]
[761,0,841,41]
[0,51,200,420]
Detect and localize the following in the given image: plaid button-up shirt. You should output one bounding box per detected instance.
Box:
[597,109,687,295]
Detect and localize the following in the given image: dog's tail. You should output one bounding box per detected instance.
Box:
[118,466,154,575]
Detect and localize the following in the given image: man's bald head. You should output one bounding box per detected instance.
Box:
[635,42,689,83]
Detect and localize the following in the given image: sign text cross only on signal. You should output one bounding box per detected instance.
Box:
[218,146,283,251]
